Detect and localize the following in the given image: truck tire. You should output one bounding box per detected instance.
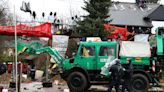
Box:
[0,63,7,75]
[131,74,149,92]
[86,83,91,90]
[67,71,88,92]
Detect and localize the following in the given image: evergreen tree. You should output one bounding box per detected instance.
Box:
[76,0,112,39]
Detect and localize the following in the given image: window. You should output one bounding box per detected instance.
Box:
[80,46,95,56]
[99,46,114,56]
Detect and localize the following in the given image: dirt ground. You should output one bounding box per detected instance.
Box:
[0,74,164,92]
[4,82,164,92]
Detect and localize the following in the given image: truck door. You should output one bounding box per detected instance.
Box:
[78,46,96,70]
[97,46,116,70]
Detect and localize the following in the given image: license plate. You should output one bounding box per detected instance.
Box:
[135,57,141,62]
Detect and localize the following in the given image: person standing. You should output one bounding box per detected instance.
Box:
[122,58,133,92]
[108,60,124,92]
[48,12,54,23]
[40,12,46,22]
[53,12,58,34]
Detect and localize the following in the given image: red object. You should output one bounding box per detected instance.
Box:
[7,63,28,74]
[0,22,52,38]
[104,24,130,40]
[7,64,12,73]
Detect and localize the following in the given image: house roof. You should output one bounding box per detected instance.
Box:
[146,5,164,21]
[108,2,159,27]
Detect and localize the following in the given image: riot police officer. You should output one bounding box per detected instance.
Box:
[108,59,124,92]
[122,58,133,92]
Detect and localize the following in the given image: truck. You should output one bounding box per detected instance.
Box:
[18,27,164,92]
[155,27,164,78]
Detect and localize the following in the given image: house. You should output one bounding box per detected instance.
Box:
[108,1,163,34]
[145,5,164,21]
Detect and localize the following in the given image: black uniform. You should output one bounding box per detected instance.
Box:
[122,61,133,92]
[108,62,124,92]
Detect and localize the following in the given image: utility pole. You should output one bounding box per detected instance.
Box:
[14,5,18,92]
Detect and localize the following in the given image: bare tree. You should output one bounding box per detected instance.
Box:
[0,0,13,26]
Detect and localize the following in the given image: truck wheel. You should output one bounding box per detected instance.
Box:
[67,71,87,92]
[86,83,91,90]
[131,74,149,92]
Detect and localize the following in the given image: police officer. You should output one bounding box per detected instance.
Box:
[108,59,123,92]
[122,58,133,92]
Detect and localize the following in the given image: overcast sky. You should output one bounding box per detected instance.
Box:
[2,0,162,33]
[9,0,86,22]
[6,0,164,23]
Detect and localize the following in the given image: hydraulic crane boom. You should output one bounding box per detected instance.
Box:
[35,47,65,64]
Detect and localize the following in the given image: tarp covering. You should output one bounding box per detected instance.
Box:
[119,41,151,57]
[104,24,130,40]
[0,23,52,38]
[52,35,69,57]
[134,34,149,42]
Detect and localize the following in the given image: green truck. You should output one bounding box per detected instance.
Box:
[13,27,164,91]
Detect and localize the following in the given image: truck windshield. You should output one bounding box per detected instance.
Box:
[80,46,95,57]
[99,46,115,57]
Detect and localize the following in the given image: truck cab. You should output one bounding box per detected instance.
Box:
[26,36,161,92]
[61,41,117,92]
[63,41,117,71]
